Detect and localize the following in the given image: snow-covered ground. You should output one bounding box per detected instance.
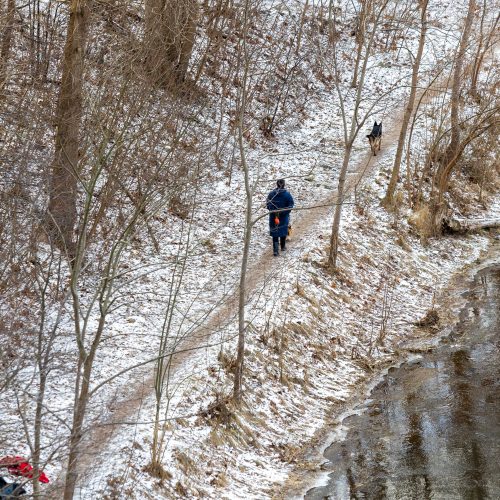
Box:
[74,147,498,499]
[0,0,498,498]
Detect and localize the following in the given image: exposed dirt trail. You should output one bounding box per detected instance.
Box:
[53,104,411,496]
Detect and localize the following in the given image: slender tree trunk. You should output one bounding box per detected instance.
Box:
[64,366,91,500]
[47,0,89,255]
[327,0,337,44]
[233,0,251,403]
[0,0,16,91]
[31,255,66,497]
[328,142,352,268]
[32,373,46,497]
[351,0,370,88]
[328,0,388,268]
[233,154,252,402]
[295,0,309,55]
[470,7,499,98]
[444,0,476,162]
[382,0,428,208]
[63,313,106,500]
[470,0,486,98]
[151,223,192,467]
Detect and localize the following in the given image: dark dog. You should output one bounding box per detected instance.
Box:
[367,121,382,156]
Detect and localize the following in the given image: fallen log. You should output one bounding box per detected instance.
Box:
[444,218,500,234]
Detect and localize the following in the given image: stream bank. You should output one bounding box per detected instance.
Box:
[307,261,500,499]
[280,233,500,500]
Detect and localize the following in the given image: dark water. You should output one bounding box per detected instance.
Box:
[306,265,500,500]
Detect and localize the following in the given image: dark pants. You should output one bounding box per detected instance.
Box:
[273,236,286,254]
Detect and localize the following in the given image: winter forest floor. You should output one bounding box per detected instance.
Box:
[1,0,499,499]
[69,82,410,495]
[69,81,499,500]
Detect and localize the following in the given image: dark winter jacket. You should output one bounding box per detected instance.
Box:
[267,188,294,237]
[0,477,26,498]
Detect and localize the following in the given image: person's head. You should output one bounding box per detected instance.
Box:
[277,179,285,189]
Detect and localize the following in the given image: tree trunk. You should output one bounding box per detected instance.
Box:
[176,0,198,82]
[327,0,337,44]
[233,0,251,403]
[445,218,500,233]
[470,6,499,98]
[47,0,89,255]
[32,373,47,497]
[0,0,16,91]
[351,0,370,88]
[429,0,476,236]
[470,0,486,98]
[295,0,309,55]
[444,0,476,162]
[63,313,106,500]
[382,0,428,208]
[328,0,388,268]
[328,142,352,268]
[233,171,252,402]
[63,362,92,500]
[144,0,198,86]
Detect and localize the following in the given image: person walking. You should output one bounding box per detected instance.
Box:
[267,179,294,256]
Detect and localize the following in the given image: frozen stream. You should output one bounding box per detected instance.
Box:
[306,263,500,499]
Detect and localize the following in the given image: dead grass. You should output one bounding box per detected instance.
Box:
[408,204,433,242]
[174,481,188,496]
[142,462,173,481]
[174,449,197,475]
[217,349,236,375]
[272,442,302,464]
[201,396,234,426]
[415,308,440,328]
[210,471,229,488]
[284,321,313,338]
[200,238,217,253]
[396,233,411,251]
[103,476,126,500]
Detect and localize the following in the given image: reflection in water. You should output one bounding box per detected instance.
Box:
[449,349,486,499]
[402,397,431,500]
[306,267,500,500]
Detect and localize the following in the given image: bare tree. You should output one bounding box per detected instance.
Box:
[328,0,390,268]
[62,149,175,498]
[0,0,16,91]
[430,0,477,233]
[295,0,310,56]
[150,206,197,471]
[46,0,89,254]
[30,250,68,497]
[429,101,498,235]
[382,0,429,208]
[470,2,499,99]
[351,0,372,88]
[233,0,253,403]
[444,0,476,163]
[144,0,199,86]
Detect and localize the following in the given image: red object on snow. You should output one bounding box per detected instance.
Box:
[0,456,50,483]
